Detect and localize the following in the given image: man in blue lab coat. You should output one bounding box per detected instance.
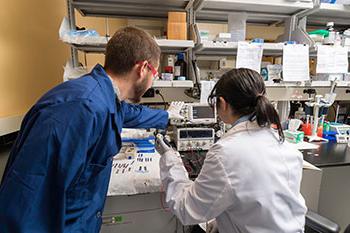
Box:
[0,27,177,233]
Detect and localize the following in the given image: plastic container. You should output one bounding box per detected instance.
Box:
[320,0,336,3]
[252,38,264,44]
[324,22,336,45]
[295,107,306,120]
[342,29,350,47]
[228,12,247,42]
[162,66,174,81]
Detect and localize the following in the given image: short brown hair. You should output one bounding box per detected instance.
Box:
[104,26,161,75]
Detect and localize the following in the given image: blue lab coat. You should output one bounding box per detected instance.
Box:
[0,64,169,233]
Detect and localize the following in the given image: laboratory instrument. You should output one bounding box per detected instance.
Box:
[174,127,215,151]
[170,103,217,125]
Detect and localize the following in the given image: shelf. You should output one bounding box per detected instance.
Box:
[308,3,350,26]
[265,80,350,88]
[194,0,313,24]
[194,41,350,57]
[152,80,194,88]
[0,114,24,136]
[70,39,194,53]
[266,86,350,101]
[155,39,194,51]
[265,81,350,100]
[194,1,350,25]
[71,0,190,19]
[194,41,284,56]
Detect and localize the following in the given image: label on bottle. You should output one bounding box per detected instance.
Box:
[174,66,181,77]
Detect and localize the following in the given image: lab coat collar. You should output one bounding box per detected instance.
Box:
[223,119,281,142]
[90,64,119,113]
[222,120,261,139]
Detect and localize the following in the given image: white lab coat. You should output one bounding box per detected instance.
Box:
[160,120,307,233]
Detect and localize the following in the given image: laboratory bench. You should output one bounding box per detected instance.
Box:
[302,142,350,231]
[302,142,350,168]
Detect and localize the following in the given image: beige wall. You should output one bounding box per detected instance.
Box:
[0,1,70,118]
[0,2,284,119]
[0,2,129,118]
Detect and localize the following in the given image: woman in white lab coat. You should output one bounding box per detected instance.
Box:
[156,68,307,233]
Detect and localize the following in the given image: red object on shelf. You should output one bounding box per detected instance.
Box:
[302,123,312,136]
[164,66,173,73]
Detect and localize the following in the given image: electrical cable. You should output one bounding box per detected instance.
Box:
[331,103,337,122]
[192,60,201,93]
[155,89,167,110]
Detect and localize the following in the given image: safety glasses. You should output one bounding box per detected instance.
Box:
[146,63,159,79]
[208,93,217,109]
[137,61,158,79]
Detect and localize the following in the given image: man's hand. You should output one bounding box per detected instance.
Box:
[167,101,185,120]
[155,134,173,155]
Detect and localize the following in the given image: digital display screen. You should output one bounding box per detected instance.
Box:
[192,106,215,119]
[180,130,213,139]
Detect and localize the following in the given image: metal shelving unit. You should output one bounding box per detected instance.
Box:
[266,85,350,101]
[194,41,284,56]
[64,0,350,100]
[190,0,350,100]
[308,3,350,26]
[66,0,195,66]
[193,0,350,26]
[71,0,191,19]
[194,0,313,24]
[193,41,350,57]
[70,39,194,54]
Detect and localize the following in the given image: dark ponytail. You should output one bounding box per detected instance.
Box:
[255,95,284,142]
[208,68,284,142]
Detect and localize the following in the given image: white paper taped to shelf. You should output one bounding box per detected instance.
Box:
[316,45,349,74]
[283,44,310,82]
[107,152,162,196]
[200,80,216,104]
[236,41,263,73]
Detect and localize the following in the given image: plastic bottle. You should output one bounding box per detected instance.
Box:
[295,107,306,120]
[174,53,187,80]
[324,22,336,45]
[342,29,350,47]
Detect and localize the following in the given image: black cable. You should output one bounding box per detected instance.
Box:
[192,60,201,93]
[331,104,337,122]
[155,89,167,110]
